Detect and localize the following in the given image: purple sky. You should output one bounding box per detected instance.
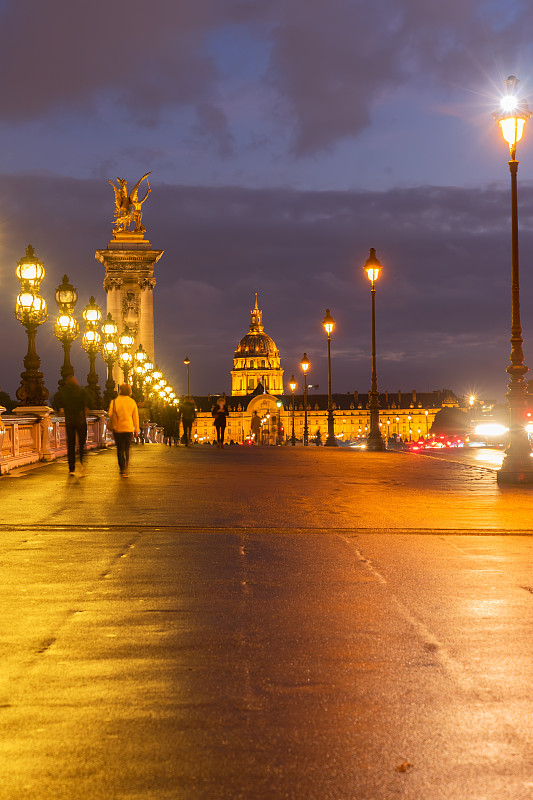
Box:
[2,0,533,403]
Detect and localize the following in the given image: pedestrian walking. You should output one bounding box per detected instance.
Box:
[108,384,139,477]
[250,410,261,444]
[181,395,196,446]
[137,401,150,444]
[212,394,229,449]
[58,375,91,476]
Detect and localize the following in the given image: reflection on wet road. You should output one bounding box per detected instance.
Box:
[420,446,505,470]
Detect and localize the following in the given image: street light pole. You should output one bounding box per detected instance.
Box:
[15,245,49,407]
[301,354,309,446]
[363,249,385,452]
[289,375,296,446]
[82,296,103,409]
[322,309,338,447]
[493,76,533,483]
[118,326,134,384]
[101,313,118,408]
[54,274,79,390]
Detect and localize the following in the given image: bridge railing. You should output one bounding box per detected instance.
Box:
[0,407,165,474]
[0,408,109,474]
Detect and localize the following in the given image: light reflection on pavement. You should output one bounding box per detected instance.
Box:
[421,446,505,470]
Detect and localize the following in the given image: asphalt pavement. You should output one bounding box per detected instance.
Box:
[2,443,533,799]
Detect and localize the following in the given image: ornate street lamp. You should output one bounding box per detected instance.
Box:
[54,274,79,389]
[322,308,338,447]
[132,344,148,400]
[301,353,310,446]
[14,245,49,406]
[118,325,135,383]
[82,296,103,408]
[493,76,533,483]
[289,375,297,446]
[101,312,118,407]
[363,248,385,451]
[184,356,190,396]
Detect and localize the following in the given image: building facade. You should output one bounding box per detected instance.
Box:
[186,295,459,445]
[231,293,283,395]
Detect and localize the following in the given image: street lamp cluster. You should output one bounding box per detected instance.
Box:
[12,246,175,419]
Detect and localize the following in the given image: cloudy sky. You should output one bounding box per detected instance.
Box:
[2,0,533,403]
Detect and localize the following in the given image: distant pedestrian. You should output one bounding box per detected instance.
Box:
[108,384,139,477]
[181,395,197,446]
[212,394,229,449]
[250,410,261,444]
[58,375,91,476]
[137,401,150,444]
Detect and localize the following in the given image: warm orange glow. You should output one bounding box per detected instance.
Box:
[363,248,383,286]
[16,245,45,289]
[289,374,297,393]
[101,313,118,338]
[365,267,381,283]
[322,308,335,335]
[499,117,526,148]
[55,313,78,338]
[134,344,148,364]
[119,328,135,349]
[83,330,101,345]
[493,76,531,154]
[83,304,102,325]
[300,353,309,373]
[102,340,118,359]
[16,291,47,320]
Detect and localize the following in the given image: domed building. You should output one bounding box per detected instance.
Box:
[181,294,458,447]
[231,293,283,396]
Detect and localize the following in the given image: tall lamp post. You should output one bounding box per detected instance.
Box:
[54,274,79,390]
[301,353,310,446]
[14,245,49,406]
[101,313,118,407]
[363,248,385,451]
[289,375,297,446]
[132,344,148,401]
[322,308,338,447]
[184,356,190,395]
[82,296,103,408]
[493,76,533,483]
[118,326,135,384]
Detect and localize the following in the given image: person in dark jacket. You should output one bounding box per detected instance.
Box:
[181,396,197,446]
[57,375,91,476]
[211,394,229,449]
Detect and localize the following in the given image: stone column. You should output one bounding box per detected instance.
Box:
[96,235,163,383]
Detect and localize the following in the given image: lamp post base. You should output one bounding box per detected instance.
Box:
[366,430,385,451]
[325,410,338,447]
[497,455,533,484]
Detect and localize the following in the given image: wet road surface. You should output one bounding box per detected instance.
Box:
[2,445,533,799]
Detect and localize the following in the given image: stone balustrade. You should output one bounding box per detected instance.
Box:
[0,407,165,474]
[0,407,109,474]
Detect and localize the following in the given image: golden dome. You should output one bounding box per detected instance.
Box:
[234,292,279,358]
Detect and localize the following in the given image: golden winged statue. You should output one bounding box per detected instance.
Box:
[108,172,152,234]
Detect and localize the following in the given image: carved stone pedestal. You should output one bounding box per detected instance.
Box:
[95,233,163,384]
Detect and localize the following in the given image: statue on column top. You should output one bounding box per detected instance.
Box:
[108,172,151,234]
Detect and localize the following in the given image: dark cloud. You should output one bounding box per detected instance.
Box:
[2,0,533,157]
[0,172,527,403]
